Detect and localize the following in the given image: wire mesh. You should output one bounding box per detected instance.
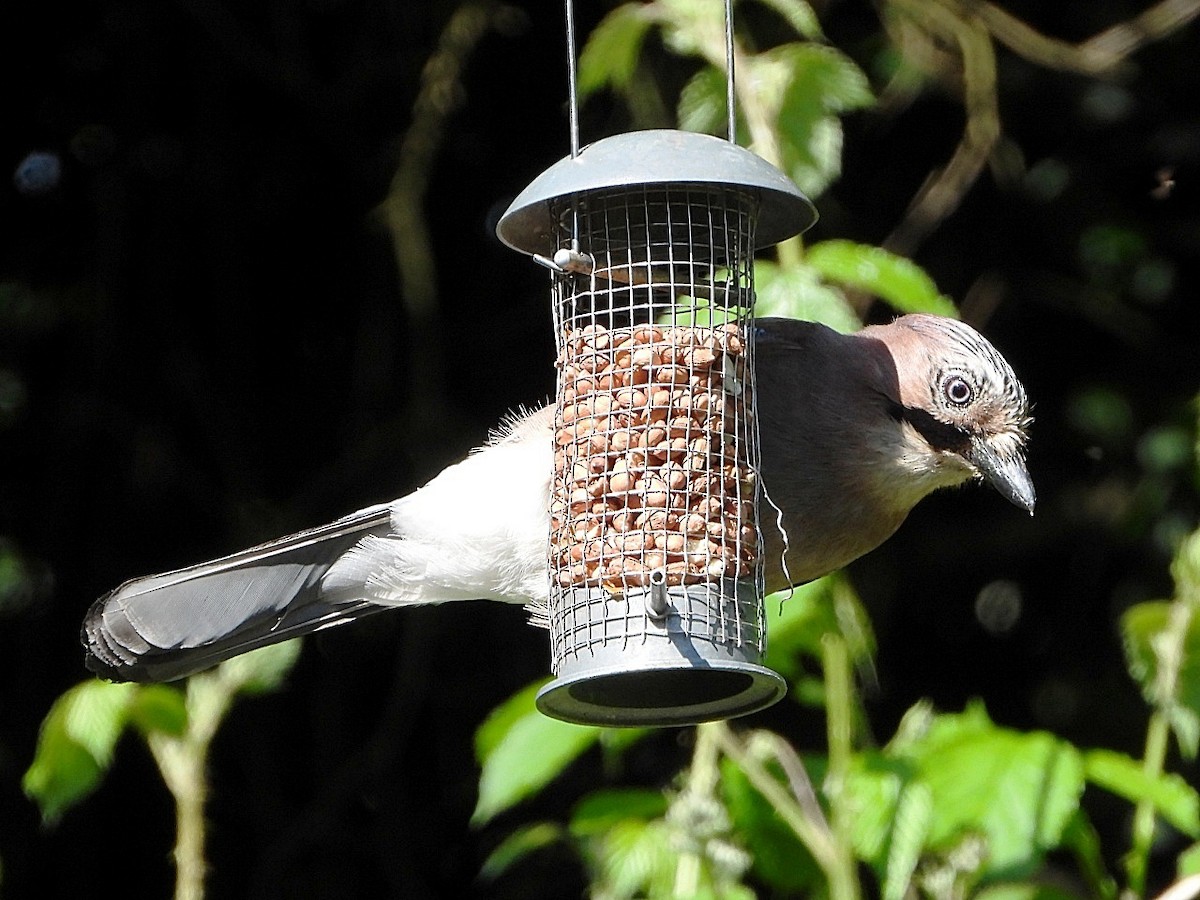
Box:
[546,184,765,667]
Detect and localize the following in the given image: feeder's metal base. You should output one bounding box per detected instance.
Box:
[536,658,786,727]
[537,578,787,727]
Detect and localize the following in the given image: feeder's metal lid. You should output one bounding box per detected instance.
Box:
[496,129,817,256]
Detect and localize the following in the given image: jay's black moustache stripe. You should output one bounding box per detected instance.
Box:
[890,401,971,454]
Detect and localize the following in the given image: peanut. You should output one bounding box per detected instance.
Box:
[550,320,759,591]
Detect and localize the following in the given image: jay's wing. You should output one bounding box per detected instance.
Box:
[82,505,393,683]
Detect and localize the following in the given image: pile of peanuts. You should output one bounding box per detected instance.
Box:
[550,321,759,593]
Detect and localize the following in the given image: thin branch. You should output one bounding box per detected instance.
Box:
[711,722,847,892]
[879,0,1200,258]
[377,3,525,437]
[748,730,833,837]
[975,0,1200,77]
[883,0,1000,259]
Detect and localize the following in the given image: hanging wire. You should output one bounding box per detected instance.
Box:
[725,0,737,142]
[563,0,736,147]
[565,0,581,158]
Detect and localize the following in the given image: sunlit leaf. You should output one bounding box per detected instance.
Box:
[655,0,726,59]
[129,684,188,738]
[1178,841,1200,877]
[23,680,136,824]
[578,4,654,98]
[763,574,874,688]
[1172,529,1200,603]
[763,578,840,681]
[843,751,907,871]
[754,0,824,40]
[1083,748,1200,837]
[478,821,567,882]
[883,779,933,900]
[592,818,673,898]
[473,680,602,824]
[570,789,668,837]
[599,725,652,770]
[775,44,873,195]
[217,638,302,695]
[902,703,1086,880]
[1060,808,1120,900]
[974,883,1084,900]
[754,260,860,333]
[678,67,728,136]
[720,755,822,891]
[805,240,958,316]
[1121,600,1200,758]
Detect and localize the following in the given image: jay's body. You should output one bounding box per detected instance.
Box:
[83,315,1033,683]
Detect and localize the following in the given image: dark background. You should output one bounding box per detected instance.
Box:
[1,1,1197,897]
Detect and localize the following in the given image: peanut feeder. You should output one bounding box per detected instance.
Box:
[498,129,815,726]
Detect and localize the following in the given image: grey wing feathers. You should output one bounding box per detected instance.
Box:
[82,505,394,683]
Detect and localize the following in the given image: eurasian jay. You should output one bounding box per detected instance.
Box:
[82,314,1033,683]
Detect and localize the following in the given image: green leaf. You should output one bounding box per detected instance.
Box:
[591,818,674,898]
[1172,529,1200,604]
[1060,808,1120,899]
[883,779,933,900]
[23,680,136,824]
[129,684,187,737]
[763,574,874,687]
[1178,841,1200,877]
[473,680,603,824]
[1123,601,1171,697]
[677,67,728,136]
[1121,600,1200,757]
[843,751,908,871]
[754,260,861,333]
[753,0,824,40]
[570,788,668,837]
[763,578,839,681]
[720,755,822,891]
[902,703,1086,880]
[655,0,726,59]
[974,884,1085,900]
[1083,748,1200,837]
[478,822,567,882]
[842,749,937,898]
[218,638,302,695]
[805,240,959,317]
[578,4,654,98]
[475,679,546,760]
[775,44,873,195]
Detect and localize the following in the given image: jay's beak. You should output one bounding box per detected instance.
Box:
[969,438,1036,514]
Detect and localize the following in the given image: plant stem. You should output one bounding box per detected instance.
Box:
[822,633,863,900]
[149,736,208,900]
[145,672,238,900]
[674,722,723,896]
[1126,594,1195,896]
[711,722,843,888]
[1126,708,1172,897]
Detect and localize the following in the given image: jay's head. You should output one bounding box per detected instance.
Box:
[864,314,1035,514]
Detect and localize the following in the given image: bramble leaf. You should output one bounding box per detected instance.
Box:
[23,680,136,824]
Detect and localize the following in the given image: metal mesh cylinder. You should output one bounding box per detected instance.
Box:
[538,185,784,725]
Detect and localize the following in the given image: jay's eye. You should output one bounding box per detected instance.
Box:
[943,375,974,406]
